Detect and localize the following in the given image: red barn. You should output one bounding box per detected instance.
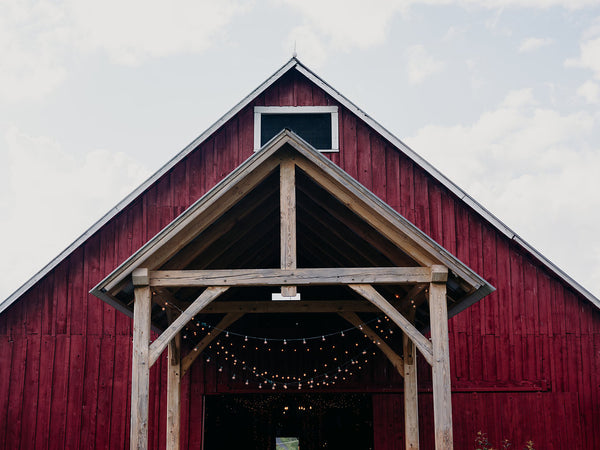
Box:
[1,58,598,450]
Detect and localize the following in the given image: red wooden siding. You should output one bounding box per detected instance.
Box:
[0,68,599,449]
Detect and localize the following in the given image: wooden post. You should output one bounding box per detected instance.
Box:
[131,269,152,450]
[403,328,419,449]
[280,158,297,297]
[429,266,453,450]
[166,333,181,450]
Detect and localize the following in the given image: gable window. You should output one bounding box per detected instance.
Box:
[254,106,339,152]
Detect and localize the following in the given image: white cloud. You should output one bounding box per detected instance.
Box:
[577,80,600,103]
[279,0,408,51]
[0,0,69,102]
[65,0,251,66]
[518,37,554,53]
[406,45,445,84]
[565,35,600,79]
[406,90,600,296]
[0,0,250,100]
[0,127,151,300]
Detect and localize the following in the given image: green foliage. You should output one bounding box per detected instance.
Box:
[475,431,535,450]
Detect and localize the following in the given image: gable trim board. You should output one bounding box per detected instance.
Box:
[1,57,598,316]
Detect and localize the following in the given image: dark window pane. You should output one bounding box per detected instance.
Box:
[261,113,332,149]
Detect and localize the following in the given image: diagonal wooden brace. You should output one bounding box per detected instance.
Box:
[348,284,433,365]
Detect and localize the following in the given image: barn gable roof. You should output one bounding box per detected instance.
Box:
[91,129,494,332]
[1,57,598,315]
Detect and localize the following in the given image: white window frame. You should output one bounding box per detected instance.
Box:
[254,106,339,152]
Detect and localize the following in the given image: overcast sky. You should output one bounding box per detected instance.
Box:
[2,0,600,302]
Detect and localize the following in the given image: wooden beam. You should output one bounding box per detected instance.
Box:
[280,158,297,297]
[149,267,432,287]
[196,300,381,314]
[338,311,404,375]
[181,312,244,376]
[148,287,228,366]
[348,284,433,365]
[429,276,453,449]
[166,332,181,450]
[403,311,419,450]
[131,285,152,450]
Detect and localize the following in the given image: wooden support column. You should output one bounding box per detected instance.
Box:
[166,333,181,450]
[280,158,297,297]
[131,269,152,450]
[403,310,419,450]
[429,265,453,450]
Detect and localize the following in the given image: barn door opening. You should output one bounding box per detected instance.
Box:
[204,393,374,450]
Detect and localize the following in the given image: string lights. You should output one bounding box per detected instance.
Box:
[175,313,400,390]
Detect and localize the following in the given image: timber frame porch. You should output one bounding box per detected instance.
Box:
[92,130,494,450]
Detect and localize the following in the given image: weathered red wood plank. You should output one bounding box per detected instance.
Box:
[110,335,132,449]
[6,337,26,449]
[79,335,101,448]
[341,108,358,178]
[21,335,41,449]
[101,221,117,337]
[48,335,69,450]
[0,335,12,450]
[277,72,295,106]
[385,145,400,211]
[65,334,85,449]
[371,134,387,201]
[53,260,69,335]
[295,74,313,106]
[69,248,87,336]
[34,335,55,450]
[95,335,116,448]
[413,167,430,236]
[356,121,372,190]
[85,235,103,336]
[18,336,38,448]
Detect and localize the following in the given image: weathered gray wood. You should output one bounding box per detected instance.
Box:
[181,312,244,375]
[149,267,432,287]
[429,280,453,449]
[131,285,152,450]
[348,284,433,365]
[403,314,419,450]
[166,333,180,450]
[431,265,448,283]
[132,268,150,286]
[280,158,297,297]
[338,311,404,375]
[148,287,228,366]
[196,300,381,314]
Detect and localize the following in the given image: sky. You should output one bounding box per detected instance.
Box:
[1,0,600,303]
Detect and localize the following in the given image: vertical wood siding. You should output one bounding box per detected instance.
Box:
[0,69,598,449]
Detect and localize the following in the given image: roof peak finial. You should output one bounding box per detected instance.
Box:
[293,40,297,59]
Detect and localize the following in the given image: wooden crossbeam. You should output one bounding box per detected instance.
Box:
[338,311,404,375]
[195,300,381,314]
[348,284,434,365]
[181,312,244,376]
[149,267,432,287]
[148,287,228,366]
